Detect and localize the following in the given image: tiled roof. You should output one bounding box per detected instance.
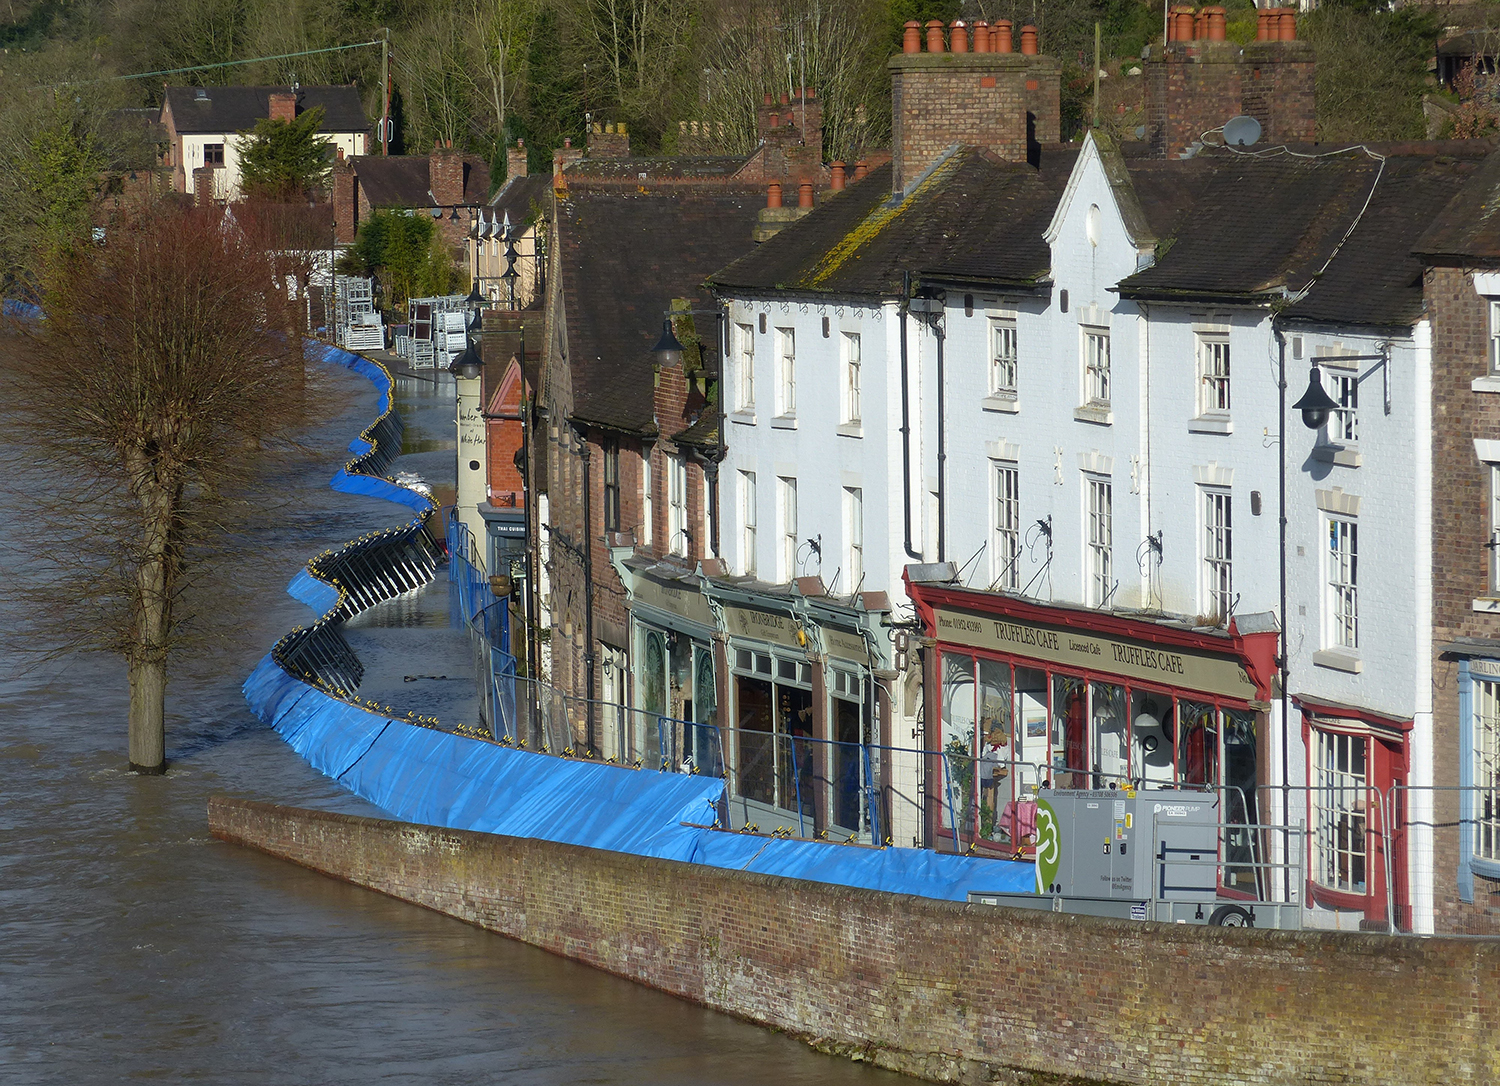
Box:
[162,85,368,134]
[557,187,762,433]
[354,155,491,208]
[1413,145,1500,263]
[565,156,752,183]
[1121,144,1491,325]
[710,148,1078,299]
[485,175,553,224]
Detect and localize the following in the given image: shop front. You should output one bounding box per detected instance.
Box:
[906,573,1278,892]
[612,557,720,771]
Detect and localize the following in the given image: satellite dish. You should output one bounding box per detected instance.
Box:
[1223,115,1262,147]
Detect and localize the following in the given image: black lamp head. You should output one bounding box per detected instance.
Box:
[1292,365,1340,430]
[450,343,483,380]
[466,279,484,307]
[652,318,685,368]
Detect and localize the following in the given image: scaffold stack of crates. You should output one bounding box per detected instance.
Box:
[400,294,469,369]
[334,276,385,352]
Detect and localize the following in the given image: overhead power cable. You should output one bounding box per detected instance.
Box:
[57,40,384,87]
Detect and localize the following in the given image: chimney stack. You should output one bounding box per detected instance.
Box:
[888,13,1060,191]
[1144,8,1313,158]
[587,121,630,158]
[507,139,528,181]
[269,90,297,124]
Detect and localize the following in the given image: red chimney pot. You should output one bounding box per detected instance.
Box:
[972,20,990,52]
[950,20,968,53]
[903,20,921,53]
[1019,24,1038,54]
[798,181,814,208]
[854,159,868,181]
[830,162,846,190]
[925,19,946,53]
[767,182,782,208]
[995,20,1013,53]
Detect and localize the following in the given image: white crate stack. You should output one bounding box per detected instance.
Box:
[400,294,469,369]
[334,276,385,352]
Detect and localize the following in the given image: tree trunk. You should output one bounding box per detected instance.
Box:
[128,656,166,773]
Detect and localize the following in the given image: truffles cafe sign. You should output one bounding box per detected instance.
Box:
[933,607,1257,701]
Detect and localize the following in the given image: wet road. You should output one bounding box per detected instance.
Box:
[0,359,905,1085]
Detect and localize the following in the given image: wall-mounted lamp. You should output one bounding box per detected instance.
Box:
[1291,366,1339,430]
[450,342,483,380]
[652,318,684,368]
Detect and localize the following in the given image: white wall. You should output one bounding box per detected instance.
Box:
[183,130,367,199]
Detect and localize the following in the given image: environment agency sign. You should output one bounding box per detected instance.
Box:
[932,607,1257,702]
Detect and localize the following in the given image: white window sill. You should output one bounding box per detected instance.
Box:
[729,410,757,426]
[1313,648,1363,674]
[1474,597,1500,614]
[1313,444,1362,468]
[1473,375,1500,394]
[1074,403,1113,426]
[1188,415,1233,435]
[836,422,863,438]
[771,414,799,430]
[982,393,1020,414]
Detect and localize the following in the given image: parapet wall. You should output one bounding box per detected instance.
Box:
[209,795,1500,1086]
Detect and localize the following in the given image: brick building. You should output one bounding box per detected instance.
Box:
[1413,154,1500,933]
[534,180,762,753]
[330,141,491,257]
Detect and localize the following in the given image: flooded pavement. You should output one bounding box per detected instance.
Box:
[0,357,906,1085]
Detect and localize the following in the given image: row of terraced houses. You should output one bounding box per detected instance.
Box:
[452,12,1500,935]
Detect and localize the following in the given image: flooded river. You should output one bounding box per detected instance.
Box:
[0,361,903,1085]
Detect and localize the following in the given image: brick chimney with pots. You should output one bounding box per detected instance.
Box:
[506,139,528,181]
[586,121,631,157]
[429,139,465,206]
[331,150,357,244]
[1143,7,1314,158]
[269,90,298,124]
[553,137,585,180]
[888,18,1061,192]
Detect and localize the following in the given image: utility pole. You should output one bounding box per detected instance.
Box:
[381,28,391,155]
[1093,22,1102,129]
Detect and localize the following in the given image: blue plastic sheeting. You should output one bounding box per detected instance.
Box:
[330,467,434,513]
[287,568,341,614]
[3,300,41,320]
[245,651,1036,901]
[249,340,1037,903]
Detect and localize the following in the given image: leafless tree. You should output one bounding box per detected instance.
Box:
[0,201,309,773]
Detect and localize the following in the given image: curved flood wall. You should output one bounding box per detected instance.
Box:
[246,344,1033,901]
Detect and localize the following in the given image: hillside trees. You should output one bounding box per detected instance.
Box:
[239,105,333,199]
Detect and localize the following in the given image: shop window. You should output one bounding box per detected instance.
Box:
[1311,729,1368,896]
[640,631,668,760]
[1177,699,1219,787]
[732,649,814,829]
[1091,681,1127,784]
[1222,708,1260,895]
[1130,691,1176,785]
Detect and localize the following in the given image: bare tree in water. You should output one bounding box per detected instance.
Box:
[2,200,307,772]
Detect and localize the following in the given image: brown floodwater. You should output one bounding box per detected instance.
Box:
[0,362,905,1085]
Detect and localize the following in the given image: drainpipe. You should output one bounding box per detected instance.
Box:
[1274,319,1291,905]
[934,304,946,562]
[900,271,921,560]
[579,428,597,754]
[711,309,727,558]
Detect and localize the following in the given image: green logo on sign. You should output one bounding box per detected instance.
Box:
[1034,799,1060,894]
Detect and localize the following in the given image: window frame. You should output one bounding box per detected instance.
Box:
[1201,487,1232,622]
[1085,474,1113,608]
[1081,326,1111,406]
[1323,365,1359,446]
[741,469,757,577]
[736,322,755,410]
[992,462,1021,592]
[1324,515,1359,651]
[778,475,798,582]
[1196,333,1231,416]
[775,327,796,418]
[1490,300,1500,377]
[640,447,654,548]
[668,455,688,556]
[844,486,864,591]
[602,439,621,533]
[989,318,1018,398]
[841,331,862,425]
[203,142,225,167]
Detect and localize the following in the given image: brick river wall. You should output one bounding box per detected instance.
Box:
[208,796,1500,1086]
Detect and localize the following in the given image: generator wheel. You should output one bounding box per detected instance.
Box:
[1208,904,1253,928]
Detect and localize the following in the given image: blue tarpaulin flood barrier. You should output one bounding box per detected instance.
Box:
[245,344,1036,902]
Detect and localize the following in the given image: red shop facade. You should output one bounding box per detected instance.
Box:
[905,574,1279,898]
